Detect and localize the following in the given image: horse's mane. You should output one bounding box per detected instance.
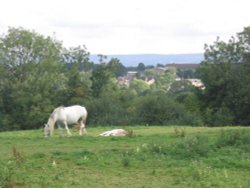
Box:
[47,106,65,131]
[50,106,64,118]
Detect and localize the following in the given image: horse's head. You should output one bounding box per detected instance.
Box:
[44,124,51,137]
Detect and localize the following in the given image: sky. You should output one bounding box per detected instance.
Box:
[0,0,249,55]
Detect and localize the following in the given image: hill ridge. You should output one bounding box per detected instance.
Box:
[90,53,203,67]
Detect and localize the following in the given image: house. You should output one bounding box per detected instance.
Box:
[117,71,138,87]
[126,71,138,80]
[187,79,205,89]
[145,77,155,85]
[153,67,167,75]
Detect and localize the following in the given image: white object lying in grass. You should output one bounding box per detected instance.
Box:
[100,129,128,137]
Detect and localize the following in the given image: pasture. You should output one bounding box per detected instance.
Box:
[0,126,250,188]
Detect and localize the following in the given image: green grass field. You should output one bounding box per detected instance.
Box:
[0,126,250,188]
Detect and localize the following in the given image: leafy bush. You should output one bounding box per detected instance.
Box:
[216,129,250,148]
[204,107,234,127]
[85,96,130,126]
[172,135,210,158]
[135,94,201,125]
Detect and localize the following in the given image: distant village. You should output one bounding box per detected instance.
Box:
[117,63,204,89]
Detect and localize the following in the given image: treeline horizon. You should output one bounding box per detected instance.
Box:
[0,26,250,131]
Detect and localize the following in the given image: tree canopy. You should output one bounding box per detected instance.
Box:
[197,26,250,125]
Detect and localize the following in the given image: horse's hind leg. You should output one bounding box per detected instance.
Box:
[63,121,72,136]
[79,120,86,136]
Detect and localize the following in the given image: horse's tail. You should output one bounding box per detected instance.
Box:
[83,107,88,124]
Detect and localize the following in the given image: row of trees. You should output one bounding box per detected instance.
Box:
[0,27,250,131]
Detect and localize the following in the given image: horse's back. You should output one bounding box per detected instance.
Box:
[64,105,87,124]
[65,105,87,115]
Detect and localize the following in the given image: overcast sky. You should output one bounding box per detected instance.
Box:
[0,0,249,54]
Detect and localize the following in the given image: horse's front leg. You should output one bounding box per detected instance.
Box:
[63,121,72,136]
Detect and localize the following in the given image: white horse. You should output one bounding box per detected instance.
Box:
[44,105,87,137]
[100,129,128,137]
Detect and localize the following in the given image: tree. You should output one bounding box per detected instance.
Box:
[177,69,197,79]
[130,79,150,95]
[137,62,145,72]
[197,26,250,125]
[0,27,66,130]
[62,45,93,71]
[170,80,194,93]
[107,58,127,77]
[135,94,197,125]
[60,45,94,104]
[0,27,62,67]
[90,57,127,97]
[153,70,175,92]
[90,64,112,97]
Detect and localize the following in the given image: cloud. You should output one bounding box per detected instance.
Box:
[0,0,250,54]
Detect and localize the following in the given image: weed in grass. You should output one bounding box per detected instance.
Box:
[126,129,134,137]
[32,152,46,159]
[121,157,130,167]
[151,169,156,175]
[190,160,213,181]
[173,135,210,158]
[0,161,15,188]
[73,149,95,158]
[51,151,64,156]
[149,143,164,154]
[173,127,186,137]
[0,147,25,188]
[12,147,24,166]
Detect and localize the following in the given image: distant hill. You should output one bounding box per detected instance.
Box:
[89,53,204,67]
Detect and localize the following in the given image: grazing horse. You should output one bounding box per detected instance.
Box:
[44,105,87,137]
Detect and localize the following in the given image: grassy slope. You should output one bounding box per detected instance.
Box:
[0,126,250,188]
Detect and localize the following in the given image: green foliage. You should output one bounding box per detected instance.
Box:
[2,26,250,129]
[129,78,150,95]
[170,80,194,93]
[107,58,127,77]
[0,147,25,188]
[216,129,250,148]
[0,27,62,67]
[175,92,201,114]
[90,64,112,97]
[177,68,197,79]
[174,135,211,158]
[0,28,68,130]
[85,96,130,125]
[153,70,175,92]
[121,157,130,167]
[173,127,187,137]
[135,94,199,125]
[197,26,250,125]
[137,62,146,74]
[66,68,92,104]
[0,161,15,188]
[61,45,91,69]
